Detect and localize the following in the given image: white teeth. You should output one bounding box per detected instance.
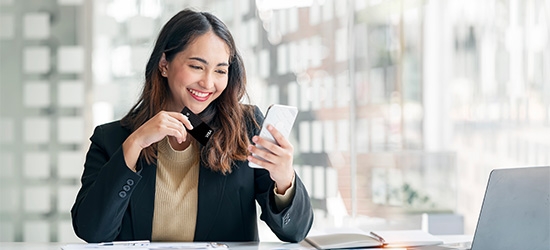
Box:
[188,89,209,98]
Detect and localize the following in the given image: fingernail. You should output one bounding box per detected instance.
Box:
[252,136,258,142]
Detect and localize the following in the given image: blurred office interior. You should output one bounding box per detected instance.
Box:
[0,0,549,243]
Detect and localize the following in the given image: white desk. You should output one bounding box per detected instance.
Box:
[0,236,471,250]
[0,242,312,250]
[0,242,64,250]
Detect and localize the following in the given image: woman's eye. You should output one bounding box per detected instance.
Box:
[216,70,227,75]
[190,65,203,70]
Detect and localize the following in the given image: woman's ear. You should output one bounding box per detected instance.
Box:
[159,53,168,77]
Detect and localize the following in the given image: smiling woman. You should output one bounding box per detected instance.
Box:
[159,32,230,113]
[70,8,313,243]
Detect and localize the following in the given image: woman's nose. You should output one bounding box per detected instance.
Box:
[198,73,214,89]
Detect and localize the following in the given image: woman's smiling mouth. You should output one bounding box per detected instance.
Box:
[188,88,212,101]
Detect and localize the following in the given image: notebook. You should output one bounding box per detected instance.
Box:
[466,166,550,250]
[305,229,443,249]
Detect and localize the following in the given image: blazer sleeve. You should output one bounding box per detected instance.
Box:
[250,106,314,243]
[71,123,143,243]
[257,174,314,242]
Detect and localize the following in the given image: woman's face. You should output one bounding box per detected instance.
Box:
[160,31,230,114]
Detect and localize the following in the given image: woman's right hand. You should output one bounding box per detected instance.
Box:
[122,111,194,171]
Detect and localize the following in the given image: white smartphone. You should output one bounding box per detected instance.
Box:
[249,104,298,168]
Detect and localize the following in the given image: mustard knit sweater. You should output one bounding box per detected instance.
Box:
[151,137,199,242]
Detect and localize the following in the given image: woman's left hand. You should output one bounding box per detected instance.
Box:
[247,125,295,194]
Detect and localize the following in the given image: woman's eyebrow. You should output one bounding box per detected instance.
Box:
[189,57,229,67]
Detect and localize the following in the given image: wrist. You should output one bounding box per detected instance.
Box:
[275,172,295,195]
[122,136,142,172]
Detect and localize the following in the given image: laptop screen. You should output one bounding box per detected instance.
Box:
[470,166,549,250]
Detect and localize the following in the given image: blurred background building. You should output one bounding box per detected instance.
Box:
[1,0,549,243]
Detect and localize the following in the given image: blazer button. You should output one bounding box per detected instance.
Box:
[123,185,131,192]
[118,191,127,198]
[126,179,134,186]
[282,214,291,225]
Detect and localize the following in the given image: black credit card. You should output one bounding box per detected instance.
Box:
[181,107,214,146]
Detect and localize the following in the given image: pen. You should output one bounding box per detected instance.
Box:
[98,240,150,246]
[369,232,386,244]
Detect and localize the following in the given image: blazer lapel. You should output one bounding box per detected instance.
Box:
[194,164,227,240]
[129,159,157,240]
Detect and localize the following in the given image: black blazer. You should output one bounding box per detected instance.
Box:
[71,106,313,243]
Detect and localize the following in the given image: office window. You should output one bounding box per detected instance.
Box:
[299,121,311,153]
[337,119,349,152]
[23,47,50,74]
[310,77,322,110]
[23,221,49,242]
[310,36,323,68]
[0,14,15,39]
[247,19,259,47]
[322,0,333,22]
[336,72,349,107]
[309,2,321,26]
[267,85,279,106]
[277,44,288,75]
[58,81,84,108]
[58,46,84,73]
[323,120,336,153]
[335,28,347,62]
[1,0,87,242]
[311,120,323,153]
[300,81,311,111]
[24,81,50,108]
[287,81,299,108]
[322,76,334,108]
[296,39,308,72]
[23,152,50,179]
[23,12,50,39]
[23,118,50,144]
[288,7,299,33]
[259,49,270,78]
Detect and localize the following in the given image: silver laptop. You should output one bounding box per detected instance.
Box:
[428,166,550,250]
[421,166,549,250]
[466,166,549,250]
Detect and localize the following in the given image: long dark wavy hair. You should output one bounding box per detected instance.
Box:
[120,9,254,174]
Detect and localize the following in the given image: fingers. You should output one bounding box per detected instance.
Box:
[248,125,295,188]
[135,111,194,146]
[163,112,195,143]
[247,125,294,169]
[164,117,187,143]
[174,113,194,130]
[255,125,293,153]
[247,146,284,170]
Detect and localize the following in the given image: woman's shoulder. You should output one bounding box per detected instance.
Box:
[241,104,263,118]
[239,104,263,137]
[240,104,264,124]
[95,120,126,132]
[91,120,131,141]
